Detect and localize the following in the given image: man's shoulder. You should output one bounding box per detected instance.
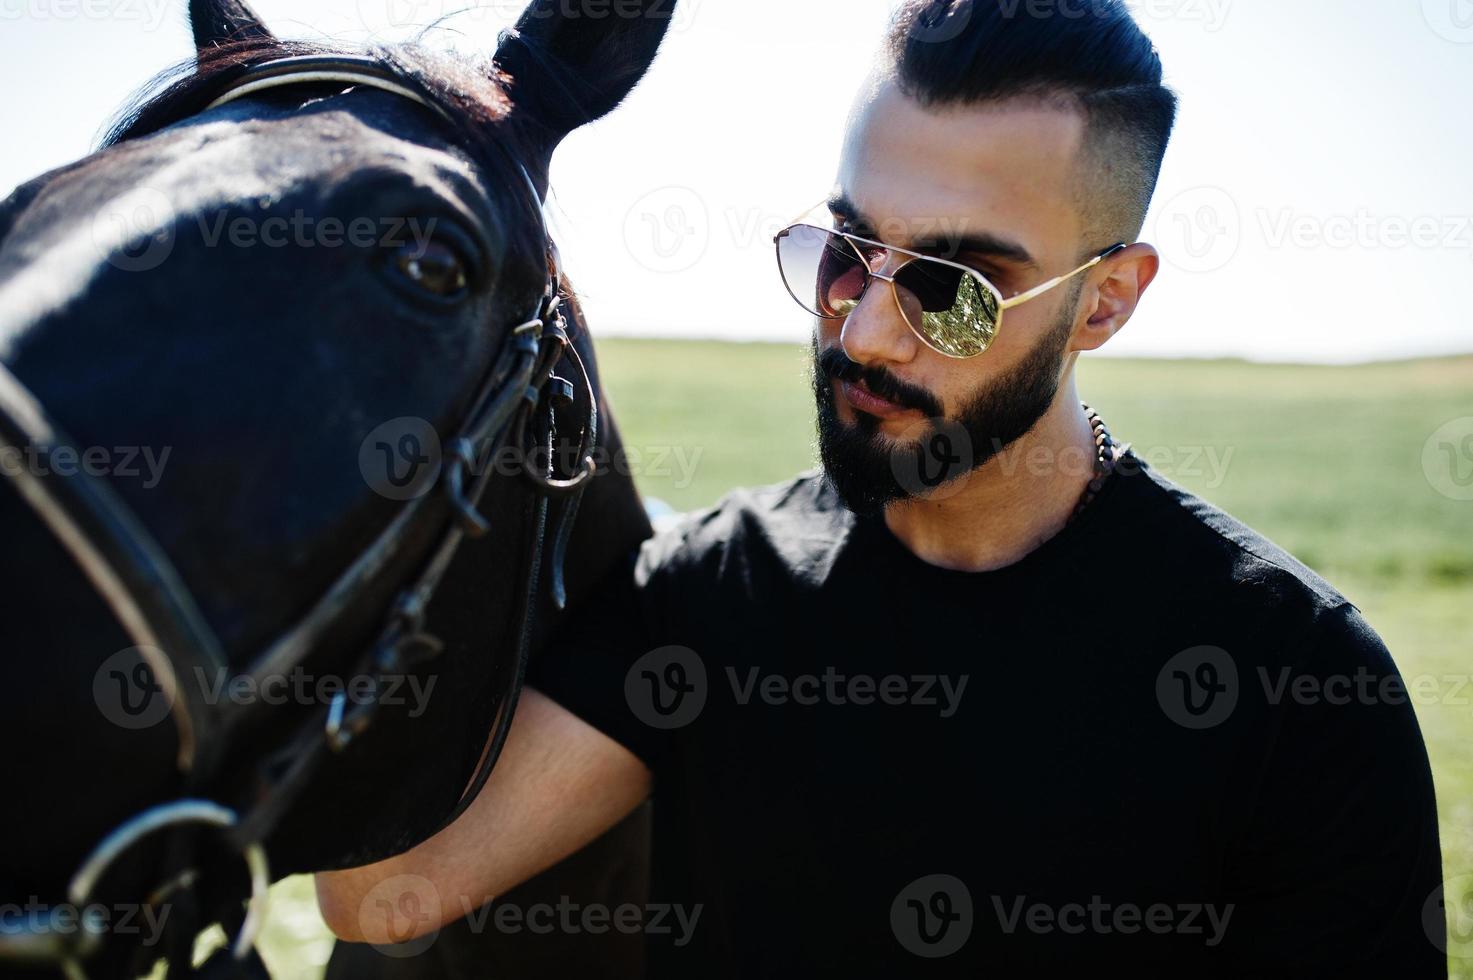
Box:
[1112,458,1376,658]
[1118,459,1343,602]
[635,471,848,589]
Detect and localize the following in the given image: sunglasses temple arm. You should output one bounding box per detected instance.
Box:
[997,243,1128,311]
[775,200,833,237]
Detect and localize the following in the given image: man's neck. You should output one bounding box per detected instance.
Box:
[883,381,1099,573]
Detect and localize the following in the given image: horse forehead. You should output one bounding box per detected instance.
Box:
[0,103,492,346]
[15,95,486,241]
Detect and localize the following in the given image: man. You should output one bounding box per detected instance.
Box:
[317,1,1445,974]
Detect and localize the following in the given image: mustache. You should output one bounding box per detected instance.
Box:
[816,346,944,419]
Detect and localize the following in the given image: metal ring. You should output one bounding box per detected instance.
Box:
[68,800,269,965]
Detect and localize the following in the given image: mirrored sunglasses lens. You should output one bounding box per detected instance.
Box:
[895,260,1000,358]
[777,226,866,318]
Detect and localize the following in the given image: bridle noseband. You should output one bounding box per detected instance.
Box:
[0,54,596,979]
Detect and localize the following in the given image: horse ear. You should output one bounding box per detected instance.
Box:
[495,0,676,188]
[189,0,274,53]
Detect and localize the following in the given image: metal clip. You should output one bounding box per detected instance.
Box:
[546,375,576,411]
[443,437,491,538]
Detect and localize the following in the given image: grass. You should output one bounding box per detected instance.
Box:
[256,340,1473,976]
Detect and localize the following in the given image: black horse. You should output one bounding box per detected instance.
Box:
[0,1,672,975]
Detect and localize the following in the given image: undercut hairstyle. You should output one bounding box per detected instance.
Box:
[886,0,1178,248]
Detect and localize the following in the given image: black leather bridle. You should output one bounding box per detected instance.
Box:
[0,55,595,978]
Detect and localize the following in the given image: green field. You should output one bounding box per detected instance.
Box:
[256,340,1473,977]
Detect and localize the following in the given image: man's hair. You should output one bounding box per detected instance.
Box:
[886,0,1178,246]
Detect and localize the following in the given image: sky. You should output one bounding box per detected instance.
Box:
[2,0,1471,363]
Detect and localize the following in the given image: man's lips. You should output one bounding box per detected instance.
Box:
[838,378,917,419]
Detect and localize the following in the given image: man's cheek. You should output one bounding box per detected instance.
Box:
[816,318,844,348]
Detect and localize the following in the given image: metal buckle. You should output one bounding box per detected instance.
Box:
[325,593,442,751]
[444,437,492,538]
[2,801,271,978]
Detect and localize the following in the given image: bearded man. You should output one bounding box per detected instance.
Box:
[318,1,1445,974]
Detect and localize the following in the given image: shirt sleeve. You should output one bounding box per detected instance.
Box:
[526,536,676,771]
[1220,602,1446,975]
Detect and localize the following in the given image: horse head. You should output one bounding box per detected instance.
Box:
[0,0,666,974]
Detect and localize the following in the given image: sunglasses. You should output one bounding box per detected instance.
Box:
[774,209,1126,359]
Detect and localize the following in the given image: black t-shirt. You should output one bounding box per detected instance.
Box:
[530,458,1445,978]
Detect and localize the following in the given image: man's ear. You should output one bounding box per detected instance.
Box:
[495,0,677,197]
[1074,243,1160,353]
[189,0,273,54]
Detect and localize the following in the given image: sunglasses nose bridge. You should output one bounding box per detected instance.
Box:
[857,267,932,349]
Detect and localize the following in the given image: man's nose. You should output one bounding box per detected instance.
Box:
[840,267,921,368]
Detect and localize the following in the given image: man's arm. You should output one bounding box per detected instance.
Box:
[314,688,651,944]
[1221,603,1445,974]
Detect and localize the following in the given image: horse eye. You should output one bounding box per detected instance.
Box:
[393,240,468,298]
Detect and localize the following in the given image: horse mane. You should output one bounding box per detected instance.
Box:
[103,38,515,145]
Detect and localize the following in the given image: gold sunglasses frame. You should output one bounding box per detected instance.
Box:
[774,213,1126,359]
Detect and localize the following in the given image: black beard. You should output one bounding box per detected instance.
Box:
[812,311,1075,517]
